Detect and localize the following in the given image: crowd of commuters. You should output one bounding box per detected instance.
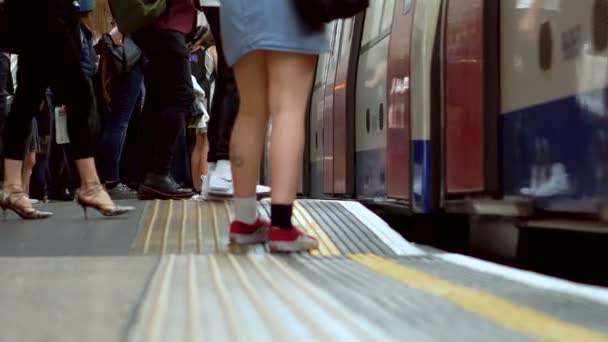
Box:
[0,0,330,252]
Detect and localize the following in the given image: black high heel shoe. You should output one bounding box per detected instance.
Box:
[74,184,135,219]
[0,191,53,220]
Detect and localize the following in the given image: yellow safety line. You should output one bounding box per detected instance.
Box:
[210,201,220,252]
[209,256,244,341]
[187,256,202,342]
[248,255,334,341]
[223,201,234,222]
[196,202,203,254]
[142,200,160,254]
[179,200,187,254]
[293,202,341,256]
[224,201,244,254]
[227,255,288,341]
[265,256,380,340]
[160,200,174,255]
[291,206,322,255]
[349,254,608,342]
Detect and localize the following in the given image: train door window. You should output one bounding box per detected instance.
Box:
[380,0,396,32]
[403,0,412,14]
[361,0,386,46]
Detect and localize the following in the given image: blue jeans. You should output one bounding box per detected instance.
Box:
[96,63,144,183]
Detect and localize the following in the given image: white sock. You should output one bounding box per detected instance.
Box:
[233,197,257,224]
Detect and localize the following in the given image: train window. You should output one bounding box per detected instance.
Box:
[380,0,396,32]
[361,0,386,46]
[403,0,412,14]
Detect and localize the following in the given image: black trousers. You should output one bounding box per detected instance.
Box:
[0,53,9,181]
[2,0,95,161]
[203,6,239,163]
[134,29,194,176]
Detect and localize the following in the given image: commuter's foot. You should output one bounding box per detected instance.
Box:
[207,160,271,198]
[267,226,318,253]
[229,218,270,244]
[138,173,194,200]
[106,182,138,200]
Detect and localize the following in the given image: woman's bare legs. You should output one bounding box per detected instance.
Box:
[74,158,118,209]
[192,133,209,192]
[231,50,270,199]
[266,51,317,205]
[22,152,36,195]
[229,50,318,252]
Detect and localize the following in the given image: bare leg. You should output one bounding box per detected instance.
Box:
[74,158,115,209]
[192,133,209,192]
[3,159,28,207]
[266,51,317,204]
[22,152,36,195]
[231,51,269,199]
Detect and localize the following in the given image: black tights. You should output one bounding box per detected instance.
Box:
[202,6,239,163]
[2,0,95,161]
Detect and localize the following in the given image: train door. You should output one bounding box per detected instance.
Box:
[309,23,336,198]
[323,22,343,195]
[410,0,443,213]
[386,0,415,201]
[355,0,396,199]
[333,18,355,195]
[444,0,499,197]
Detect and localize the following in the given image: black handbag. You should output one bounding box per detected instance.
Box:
[101,33,142,77]
[294,0,370,30]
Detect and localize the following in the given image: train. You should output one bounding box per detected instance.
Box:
[265,0,608,234]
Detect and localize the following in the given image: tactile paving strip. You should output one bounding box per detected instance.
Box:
[133,199,417,256]
[127,255,396,342]
[390,255,608,334]
[284,255,532,342]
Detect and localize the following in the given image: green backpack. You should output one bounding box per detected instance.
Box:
[108,0,167,34]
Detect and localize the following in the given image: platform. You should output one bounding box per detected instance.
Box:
[1,199,608,341]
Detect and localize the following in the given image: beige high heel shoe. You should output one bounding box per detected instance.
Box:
[74,184,135,219]
[0,190,52,220]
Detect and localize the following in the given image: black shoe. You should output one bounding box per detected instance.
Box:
[138,173,194,200]
[106,183,138,200]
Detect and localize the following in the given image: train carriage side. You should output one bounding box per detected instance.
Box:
[501,0,608,217]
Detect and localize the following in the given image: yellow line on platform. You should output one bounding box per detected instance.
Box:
[293,202,341,256]
[349,254,608,342]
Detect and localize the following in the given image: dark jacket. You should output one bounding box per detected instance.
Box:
[79,23,95,80]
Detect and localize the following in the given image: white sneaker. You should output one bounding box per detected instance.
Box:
[534,163,570,197]
[209,160,233,194]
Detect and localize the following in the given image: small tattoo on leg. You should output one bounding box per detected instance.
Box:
[231,154,245,168]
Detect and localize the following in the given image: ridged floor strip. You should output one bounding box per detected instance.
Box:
[302,201,366,253]
[286,255,529,341]
[293,202,340,256]
[127,255,395,341]
[394,255,608,333]
[350,254,608,342]
[134,199,404,256]
[338,200,425,255]
[305,200,393,254]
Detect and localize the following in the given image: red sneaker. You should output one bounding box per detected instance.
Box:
[229,218,270,244]
[267,226,318,253]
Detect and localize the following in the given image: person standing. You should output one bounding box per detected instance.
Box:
[133,0,197,200]
[0,0,133,220]
[200,1,270,198]
[220,0,327,251]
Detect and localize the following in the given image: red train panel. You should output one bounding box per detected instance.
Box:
[386,0,414,200]
[333,19,354,195]
[444,0,486,193]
